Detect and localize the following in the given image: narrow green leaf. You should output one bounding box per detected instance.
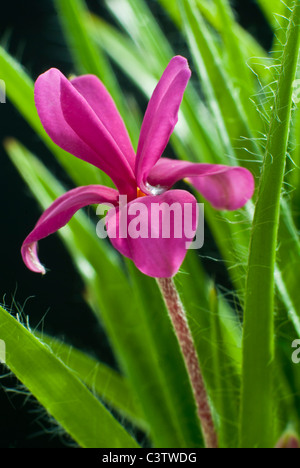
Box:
[214,0,257,120]
[37,333,147,431]
[159,0,272,85]
[125,261,204,448]
[178,0,262,172]
[257,0,286,29]
[87,15,158,96]
[174,251,242,448]
[105,0,173,69]
[289,95,300,219]
[277,201,300,319]
[208,286,241,448]
[0,306,139,448]
[240,1,300,448]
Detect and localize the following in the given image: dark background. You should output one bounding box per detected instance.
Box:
[0,0,272,448]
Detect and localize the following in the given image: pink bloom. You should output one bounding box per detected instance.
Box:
[22,56,254,278]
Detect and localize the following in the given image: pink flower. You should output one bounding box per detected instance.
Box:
[22,56,254,278]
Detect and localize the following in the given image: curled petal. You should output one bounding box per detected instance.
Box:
[106,190,198,278]
[135,56,191,193]
[35,69,136,196]
[22,186,119,274]
[148,158,255,211]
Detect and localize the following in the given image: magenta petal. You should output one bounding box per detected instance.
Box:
[71,75,136,171]
[22,185,119,274]
[135,56,191,193]
[35,69,136,196]
[148,158,255,211]
[106,190,198,278]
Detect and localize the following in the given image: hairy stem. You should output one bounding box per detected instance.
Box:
[157,277,218,449]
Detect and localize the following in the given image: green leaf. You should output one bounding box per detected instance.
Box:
[0,306,139,448]
[178,0,263,172]
[208,286,241,448]
[214,0,257,117]
[240,0,300,448]
[124,261,205,448]
[105,0,173,69]
[37,333,147,431]
[290,102,300,220]
[174,252,242,448]
[159,0,271,85]
[257,0,286,29]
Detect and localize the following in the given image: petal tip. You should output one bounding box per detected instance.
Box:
[34,67,61,90]
[171,55,192,78]
[22,243,46,275]
[171,55,189,67]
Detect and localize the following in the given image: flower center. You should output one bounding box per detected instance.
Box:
[137,188,147,198]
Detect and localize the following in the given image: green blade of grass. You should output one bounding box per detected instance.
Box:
[174,252,242,448]
[36,333,147,431]
[277,201,300,317]
[257,0,286,29]
[0,306,139,448]
[214,0,258,120]
[159,0,272,85]
[178,0,263,172]
[240,0,300,448]
[124,261,205,448]
[105,0,173,70]
[289,82,300,218]
[208,286,241,449]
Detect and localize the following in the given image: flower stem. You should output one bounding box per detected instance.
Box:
[157,277,218,449]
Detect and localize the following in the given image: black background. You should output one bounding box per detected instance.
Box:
[0,0,272,448]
